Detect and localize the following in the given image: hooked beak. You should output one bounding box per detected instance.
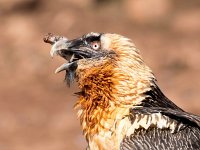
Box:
[50,39,70,58]
[44,33,79,74]
[50,39,77,74]
[44,33,93,74]
[44,33,83,86]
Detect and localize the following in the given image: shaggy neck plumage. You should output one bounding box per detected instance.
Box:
[74,34,160,142]
[75,54,157,140]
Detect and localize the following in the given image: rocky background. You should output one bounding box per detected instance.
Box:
[0,0,200,149]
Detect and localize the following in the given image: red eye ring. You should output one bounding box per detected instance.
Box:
[91,42,100,50]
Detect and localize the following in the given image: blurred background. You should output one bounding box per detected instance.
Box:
[0,0,200,149]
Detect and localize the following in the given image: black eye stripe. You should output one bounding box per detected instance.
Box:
[69,39,84,48]
[81,33,103,47]
[85,35,101,43]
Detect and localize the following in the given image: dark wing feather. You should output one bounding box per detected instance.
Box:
[121,107,200,150]
[140,83,183,111]
[121,126,200,150]
[132,107,200,127]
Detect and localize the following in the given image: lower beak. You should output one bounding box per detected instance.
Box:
[55,61,75,74]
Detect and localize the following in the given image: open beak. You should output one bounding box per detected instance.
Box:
[50,39,77,74]
[44,33,92,74]
[43,33,77,74]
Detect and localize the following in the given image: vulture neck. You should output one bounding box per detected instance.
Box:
[75,55,156,140]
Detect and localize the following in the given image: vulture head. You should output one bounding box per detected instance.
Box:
[44,32,154,87]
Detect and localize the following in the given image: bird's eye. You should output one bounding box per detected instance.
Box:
[91,42,100,50]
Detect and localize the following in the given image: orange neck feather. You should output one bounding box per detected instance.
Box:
[74,34,155,143]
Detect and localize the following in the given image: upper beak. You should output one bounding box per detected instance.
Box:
[44,33,78,74]
[50,39,70,57]
[43,33,69,57]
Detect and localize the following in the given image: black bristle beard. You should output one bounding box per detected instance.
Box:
[64,62,78,87]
